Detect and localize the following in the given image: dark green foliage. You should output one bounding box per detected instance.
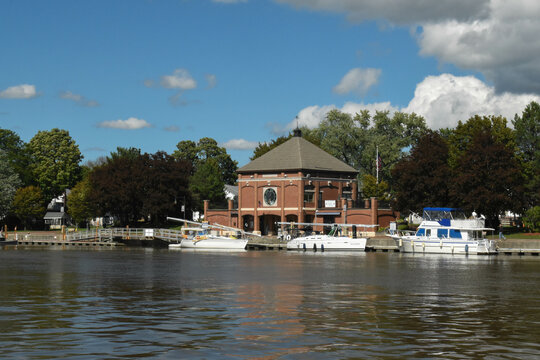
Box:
[0,129,32,186]
[189,158,226,211]
[173,137,237,185]
[512,101,540,207]
[89,151,191,226]
[12,186,45,229]
[392,131,451,213]
[450,128,524,226]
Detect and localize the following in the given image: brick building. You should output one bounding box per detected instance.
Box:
[204,131,397,235]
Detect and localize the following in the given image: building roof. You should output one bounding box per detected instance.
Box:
[238,136,358,174]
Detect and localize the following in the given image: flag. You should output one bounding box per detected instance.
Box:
[377,155,383,171]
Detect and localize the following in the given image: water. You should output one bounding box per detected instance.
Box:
[1,248,539,359]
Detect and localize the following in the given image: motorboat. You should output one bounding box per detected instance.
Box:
[277,222,376,251]
[388,207,497,255]
[166,217,255,250]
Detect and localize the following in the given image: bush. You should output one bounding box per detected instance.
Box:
[523,206,540,232]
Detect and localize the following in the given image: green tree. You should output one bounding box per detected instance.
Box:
[67,177,95,226]
[0,150,21,220]
[173,137,238,184]
[512,101,540,207]
[12,186,45,229]
[107,147,141,162]
[189,159,225,211]
[360,174,390,200]
[523,206,540,232]
[27,128,83,200]
[451,128,524,226]
[0,129,32,186]
[89,152,191,225]
[392,131,452,213]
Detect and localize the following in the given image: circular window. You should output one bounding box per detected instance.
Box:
[264,188,277,206]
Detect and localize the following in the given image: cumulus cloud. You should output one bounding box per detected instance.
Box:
[59,91,99,107]
[275,0,540,94]
[0,84,39,99]
[160,69,197,90]
[403,74,540,129]
[278,74,539,132]
[221,139,259,150]
[333,68,381,96]
[97,117,152,130]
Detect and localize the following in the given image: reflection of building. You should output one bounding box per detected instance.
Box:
[205,131,397,235]
[44,191,71,229]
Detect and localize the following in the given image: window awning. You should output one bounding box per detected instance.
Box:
[315,212,341,216]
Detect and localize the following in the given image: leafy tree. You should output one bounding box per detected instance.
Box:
[173,138,238,184]
[27,128,83,200]
[0,150,21,220]
[523,206,540,232]
[360,174,390,200]
[107,147,141,162]
[0,129,32,186]
[512,101,540,207]
[392,131,452,213]
[89,152,191,225]
[448,115,515,168]
[67,177,95,226]
[140,151,191,225]
[12,186,45,229]
[189,158,226,211]
[450,128,524,226]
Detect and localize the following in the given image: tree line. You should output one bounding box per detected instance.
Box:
[0,131,237,229]
[1,101,539,230]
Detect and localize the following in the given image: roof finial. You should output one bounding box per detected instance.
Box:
[293,115,302,137]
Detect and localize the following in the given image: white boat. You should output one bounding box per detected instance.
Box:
[166,217,254,250]
[278,222,375,251]
[389,207,497,255]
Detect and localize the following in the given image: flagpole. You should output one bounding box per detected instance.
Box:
[376,145,379,184]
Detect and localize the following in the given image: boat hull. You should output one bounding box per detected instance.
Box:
[396,237,497,255]
[287,236,367,251]
[179,237,248,250]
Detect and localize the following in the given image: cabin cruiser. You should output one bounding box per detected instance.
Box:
[167,217,253,250]
[278,222,375,251]
[388,207,497,255]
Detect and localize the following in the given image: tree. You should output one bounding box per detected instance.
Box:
[189,159,226,211]
[450,128,524,226]
[0,150,21,220]
[173,138,238,184]
[523,206,540,232]
[107,146,141,162]
[89,151,191,225]
[512,101,540,207]
[392,131,452,213]
[12,186,45,229]
[67,177,95,226]
[0,129,32,186]
[360,174,390,200]
[27,128,83,200]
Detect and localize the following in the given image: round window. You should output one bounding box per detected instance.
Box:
[264,188,277,206]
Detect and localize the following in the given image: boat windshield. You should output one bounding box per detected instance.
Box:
[423,207,467,221]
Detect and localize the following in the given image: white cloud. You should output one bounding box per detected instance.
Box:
[60,91,99,107]
[221,139,259,150]
[333,68,381,95]
[164,125,180,132]
[160,69,197,90]
[97,117,152,130]
[281,74,539,132]
[403,74,540,129]
[275,0,540,94]
[0,84,39,99]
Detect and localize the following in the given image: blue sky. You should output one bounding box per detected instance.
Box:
[1,0,539,167]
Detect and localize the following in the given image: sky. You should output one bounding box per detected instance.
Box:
[1,0,540,167]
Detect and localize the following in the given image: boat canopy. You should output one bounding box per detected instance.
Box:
[423,207,467,221]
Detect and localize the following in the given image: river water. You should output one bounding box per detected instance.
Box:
[1,248,539,359]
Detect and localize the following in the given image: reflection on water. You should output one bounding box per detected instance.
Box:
[1,248,539,359]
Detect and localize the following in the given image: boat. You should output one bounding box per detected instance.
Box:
[277,221,376,251]
[166,217,255,250]
[388,207,497,255]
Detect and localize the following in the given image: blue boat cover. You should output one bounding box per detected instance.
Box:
[438,219,451,226]
[424,207,461,211]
